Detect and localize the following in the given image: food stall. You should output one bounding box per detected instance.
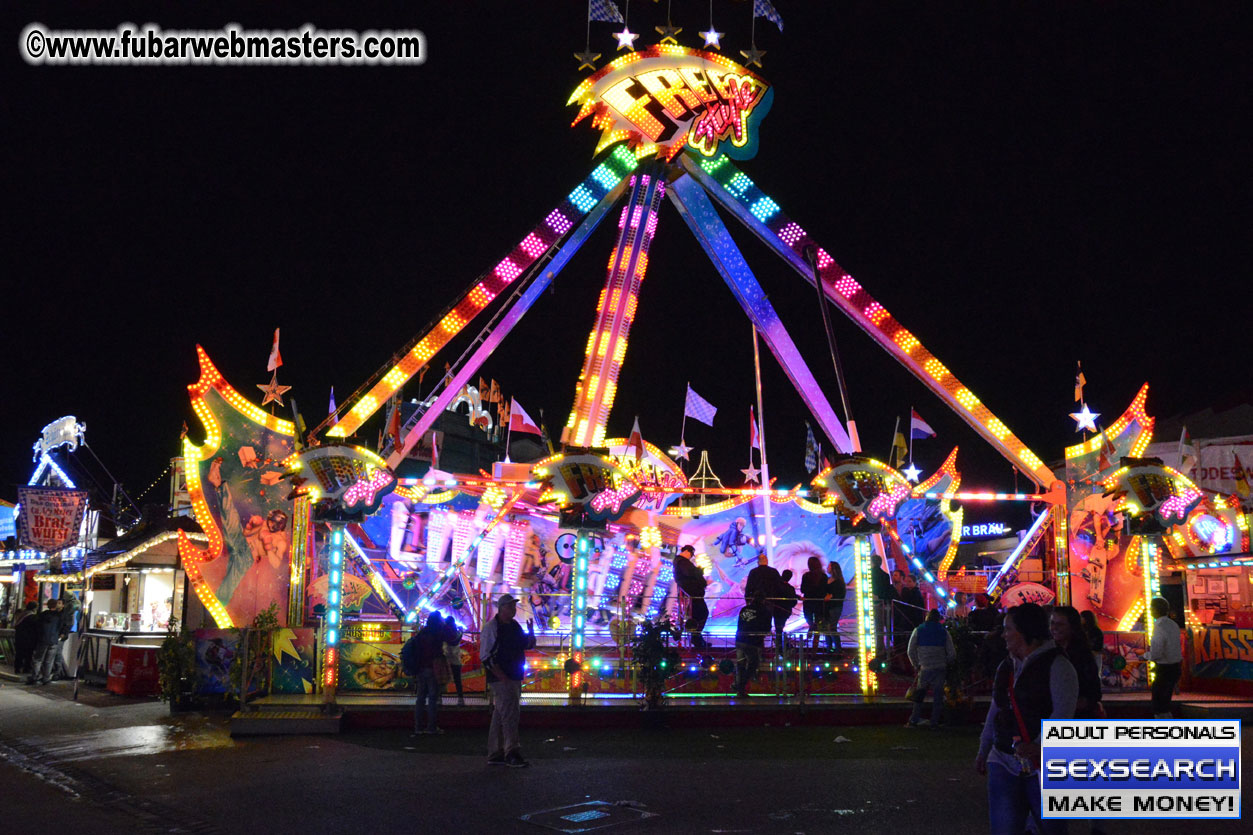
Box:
[1181,555,1253,697]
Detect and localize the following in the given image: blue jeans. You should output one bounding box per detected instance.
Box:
[988,760,1068,835]
[414,669,439,732]
[909,666,947,725]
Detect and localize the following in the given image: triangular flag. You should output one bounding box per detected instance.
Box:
[267,328,283,372]
[893,431,909,468]
[388,402,402,452]
[328,386,336,417]
[1179,426,1198,474]
[1097,428,1117,472]
[479,377,488,397]
[508,398,542,436]
[589,0,624,24]
[749,406,761,451]
[489,380,501,404]
[753,0,784,32]
[1074,362,1086,403]
[803,422,818,472]
[627,416,645,462]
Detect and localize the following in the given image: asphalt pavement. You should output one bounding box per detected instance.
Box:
[1,680,1248,834]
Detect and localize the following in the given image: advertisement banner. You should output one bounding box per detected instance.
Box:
[16,486,88,552]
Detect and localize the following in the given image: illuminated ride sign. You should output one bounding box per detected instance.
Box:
[291,445,397,518]
[532,453,642,523]
[1102,458,1203,534]
[568,46,773,160]
[813,456,912,527]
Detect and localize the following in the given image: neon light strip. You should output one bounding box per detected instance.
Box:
[570,532,592,692]
[33,532,206,582]
[332,145,641,439]
[681,154,1055,486]
[922,491,1051,503]
[853,537,878,697]
[564,169,666,447]
[386,168,633,468]
[322,526,346,691]
[667,172,853,452]
[287,496,310,624]
[985,507,1054,596]
[1142,539,1160,685]
[1064,383,1154,460]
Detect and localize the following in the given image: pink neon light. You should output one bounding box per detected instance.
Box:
[503,521,527,585]
[833,276,861,298]
[1159,488,1202,523]
[864,302,888,325]
[645,210,659,237]
[778,222,805,246]
[546,209,573,236]
[519,233,547,259]
[342,469,395,509]
[690,78,758,150]
[815,249,835,270]
[494,258,522,283]
[867,482,910,521]
[589,483,641,515]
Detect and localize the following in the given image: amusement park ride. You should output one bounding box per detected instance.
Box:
[166,38,1238,703]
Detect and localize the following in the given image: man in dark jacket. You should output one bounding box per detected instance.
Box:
[480,593,536,767]
[745,553,781,602]
[26,599,62,685]
[412,612,445,736]
[672,545,709,649]
[52,591,79,680]
[734,592,772,698]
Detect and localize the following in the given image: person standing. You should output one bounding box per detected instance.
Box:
[13,601,38,675]
[826,560,846,654]
[734,592,772,698]
[1050,606,1102,719]
[771,570,799,653]
[52,591,79,680]
[412,612,446,736]
[442,617,465,706]
[1080,609,1104,667]
[895,573,926,672]
[800,556,827,650]
[672,545,709,649]
[26,599,62,685]
[975,603,1077,835]
[480,593,535,767]
[907,609,955,728]
[744,552,780,602]
[1147,597,1182,719]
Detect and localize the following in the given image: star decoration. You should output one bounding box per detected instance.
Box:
[614,27,639,51]
[698,28,724,49]
[739,45,766,67]
[902,462,922,483]
[1070,403,1100,433]
[741,464,761,485]
[672,441,692,461]
[574,50,601,71]
[655,23,682,45]
[257,372,291,407]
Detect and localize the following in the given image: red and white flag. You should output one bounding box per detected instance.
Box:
[627,416,645,462]
[910,408,936,439]
[267,328,283,371]
[509,398,542,436]
[749,406,761,451]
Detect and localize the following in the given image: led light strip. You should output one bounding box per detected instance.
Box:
[853,537,878,697]
[569,532,593,693]
[322,525,346,692]
[287,495,310,623]
[1141,539,1160,685]
[344,530,407,619]
[985,507,1055,597]
[330,145,641,439]
[681,153,1056,487]
[33,531,207,582]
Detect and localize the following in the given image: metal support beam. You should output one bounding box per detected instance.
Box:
[667,172,854,454]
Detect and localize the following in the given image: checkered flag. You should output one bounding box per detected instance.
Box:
[804,422,818,472]
[754,0,784,31]
[684,384,717,427]
[589,0,625,24]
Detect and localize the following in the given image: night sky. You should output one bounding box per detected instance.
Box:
[4,2,1248,519]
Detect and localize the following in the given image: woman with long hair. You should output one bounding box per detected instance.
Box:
[1050,605,1102,719]
[826,560,847,654]
[800,555,828,649]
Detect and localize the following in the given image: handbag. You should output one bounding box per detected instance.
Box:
[1006,669,1039,775]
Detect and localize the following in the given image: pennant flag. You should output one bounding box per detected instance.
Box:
[509,398,542,436]
[684,384,718,426]
[1074,363,1087,403]
[1098,428,1117,472]
[893,431,909,468]
[388,402,402,452]
[753,0,784,31]
[430,431,440,470]
[749,406,761,451]
[180,421,188,440]
[267,328,283,371]
[627,416,645,462]
[1179,426,1198,473]
[1234,452,1251,502]
[588,0,625,24]
[328,386,336,417]
[489,379,501,404]
[910,408,936,439]
[479,377,488,397]
[803,422,818,472]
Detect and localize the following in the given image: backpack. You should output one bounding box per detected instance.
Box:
[400,635,420,676]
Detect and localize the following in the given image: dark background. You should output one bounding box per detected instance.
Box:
[2,2,1248,516]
